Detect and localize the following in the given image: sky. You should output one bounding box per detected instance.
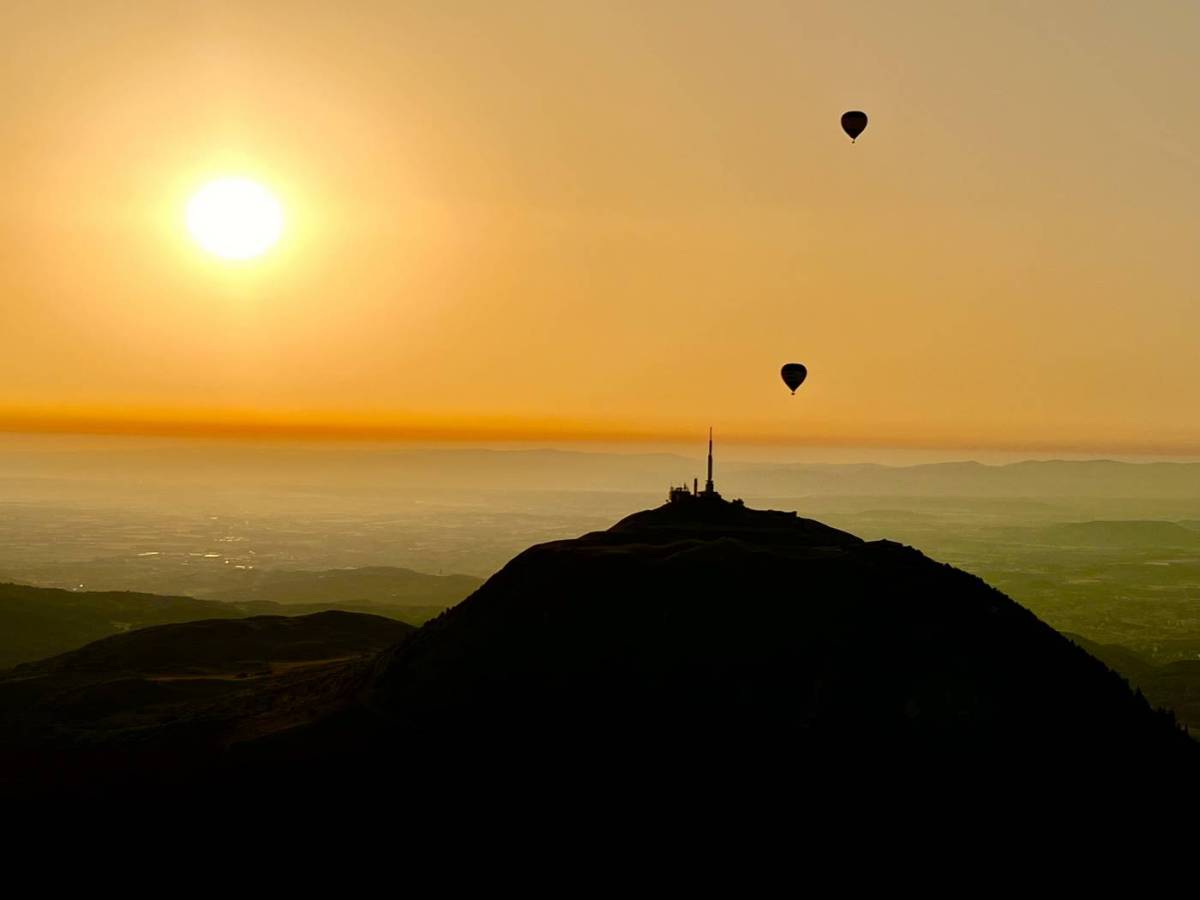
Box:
[1,1,1198,454]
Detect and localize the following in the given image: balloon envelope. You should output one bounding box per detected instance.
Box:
[841,110,868,141]
[780,363,807,394]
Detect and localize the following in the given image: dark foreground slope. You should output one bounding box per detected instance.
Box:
[0,611,411,796]
[2,499,1194,800]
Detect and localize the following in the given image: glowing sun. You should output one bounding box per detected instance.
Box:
[186,177,284,260]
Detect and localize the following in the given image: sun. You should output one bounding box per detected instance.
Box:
[186,177,284,260]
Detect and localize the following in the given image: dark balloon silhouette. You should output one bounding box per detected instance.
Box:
[780,363,807,395]
[841,110,868,142]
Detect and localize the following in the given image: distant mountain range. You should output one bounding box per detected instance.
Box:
[2,497,1192,799]
[5,443,1200,501]
[1020,520,1200,548]
[731,459,1200,500]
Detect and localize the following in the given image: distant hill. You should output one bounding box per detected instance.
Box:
[14,610,412,677]
[2,498,1193,799]
[1029,520,1200,548]
[0,582,242,669]
[1066,633,1200,735]
[0,567,478,669]
[201,566,482,609]
[1063,634,1160,681]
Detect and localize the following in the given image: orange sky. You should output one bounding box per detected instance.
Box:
[2,2,1199,453]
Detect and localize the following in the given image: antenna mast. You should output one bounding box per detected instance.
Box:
[705,427,714,495]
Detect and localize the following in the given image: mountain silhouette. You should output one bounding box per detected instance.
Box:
[358,498,1193,769]
[2,498,1194,800]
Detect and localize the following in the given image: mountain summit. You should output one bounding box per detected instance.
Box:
[361,496,1193,773]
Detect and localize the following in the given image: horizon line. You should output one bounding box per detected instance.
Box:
[2,409,1200,458]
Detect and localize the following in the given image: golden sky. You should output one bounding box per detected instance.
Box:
[2,1,1198,453]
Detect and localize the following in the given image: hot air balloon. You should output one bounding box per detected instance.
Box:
[841,110,868,142]
[780,363,807,395]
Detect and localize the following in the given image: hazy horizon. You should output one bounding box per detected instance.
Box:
[6,431,1200,470]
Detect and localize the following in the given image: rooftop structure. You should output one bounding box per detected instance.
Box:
[667,428,724,504]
